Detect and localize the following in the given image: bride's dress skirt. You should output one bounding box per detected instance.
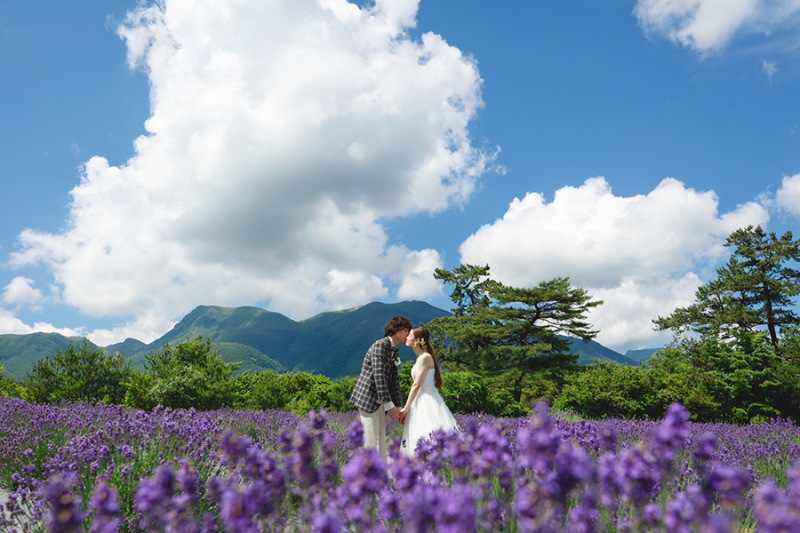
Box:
[402,377,458,457]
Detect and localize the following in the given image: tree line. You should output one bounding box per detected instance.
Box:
[2,225,800,424]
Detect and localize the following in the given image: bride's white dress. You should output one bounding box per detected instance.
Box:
[402,361,458,457]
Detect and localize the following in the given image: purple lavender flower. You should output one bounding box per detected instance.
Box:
[553,444,595,502]
[650,402,690,469]
[219,486,259,533]
[642,501,661,528]
[311,511,342,533]
[598,424,617,454]
[340,448,387,499]
[564,488,598,533]
[133,464,175,531]
[703,464,751,507]
[694,432,717,463]
[44,476,84,533]
[402,484,439,533]
[753,479,800,532]
[516,402,561,475]
[88,483,122,533]
[663,484,709,533]
[388,454,422,493]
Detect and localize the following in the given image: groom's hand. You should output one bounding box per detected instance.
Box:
[387,407,400,420]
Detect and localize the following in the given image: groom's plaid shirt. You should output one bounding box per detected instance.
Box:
[350,336,401,413]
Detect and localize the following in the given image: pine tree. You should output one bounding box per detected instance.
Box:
[427,264,602,402]
[654,226,800,348]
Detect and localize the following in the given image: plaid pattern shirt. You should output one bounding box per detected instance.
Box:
[350,336,401,413]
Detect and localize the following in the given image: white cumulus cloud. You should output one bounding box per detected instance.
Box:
[2,277,45,311]
[395,248,445,301]
[634,0,800,55]
[775,173,800,215]
[0,306,84,338]
[7,0,491,344]
[459,177,770,352]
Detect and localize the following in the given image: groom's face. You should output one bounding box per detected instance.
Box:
[394,328,409,344]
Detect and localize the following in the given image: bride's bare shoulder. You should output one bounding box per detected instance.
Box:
[419,353,435,368]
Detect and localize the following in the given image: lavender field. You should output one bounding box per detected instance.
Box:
[2,398,800,532]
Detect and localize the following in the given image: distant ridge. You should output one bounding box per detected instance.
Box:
[0,332,96,378]
[124,301,452,377]
[624,347,662,364]
[0,301,653,379]
[566,337,639,366]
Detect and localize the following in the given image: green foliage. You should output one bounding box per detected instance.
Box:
[326,376,358,413]
[0,363,18,398]
[439,371,489,414]
[398,360,415,401]
[247,370,290,410]
[554,362,657,420]
[439,371,528,417]
[646,348,721,422]
[655,226,800,347]
[284,372,335,414]
[555,329,800,423]
[240,368,356,415]
[122,370,157,411]
[144,336,242,410]
[655,331,784,423]
[24,339,133,404]
[428,264,602,403]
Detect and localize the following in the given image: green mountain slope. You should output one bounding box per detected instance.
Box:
[0,333,97,377]
[0,301,653,380]
[624,348,662,365]
[566,337,639,366]
[105,338,147,356]
[127,305,294,373]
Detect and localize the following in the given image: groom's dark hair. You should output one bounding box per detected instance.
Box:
[384,316,412,337]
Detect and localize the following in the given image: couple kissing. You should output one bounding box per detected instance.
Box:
[349,316,458,461]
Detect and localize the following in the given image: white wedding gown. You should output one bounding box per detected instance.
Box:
[402,361,459,458]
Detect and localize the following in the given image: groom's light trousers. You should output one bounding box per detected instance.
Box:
[359,407,387,461]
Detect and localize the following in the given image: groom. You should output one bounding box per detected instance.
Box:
[350,316,411,461]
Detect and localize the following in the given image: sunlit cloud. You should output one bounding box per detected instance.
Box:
[458,177,770,351]
[634,0,800,55]
[7,0,493,344]
[2,277,45,312]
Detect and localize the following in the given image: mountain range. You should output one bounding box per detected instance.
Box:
[0,301,659,380]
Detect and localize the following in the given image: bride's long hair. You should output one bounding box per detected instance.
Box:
[412,326,442,389]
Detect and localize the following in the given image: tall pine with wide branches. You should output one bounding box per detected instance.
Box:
[427,264,602,402]
[654,225,800,348]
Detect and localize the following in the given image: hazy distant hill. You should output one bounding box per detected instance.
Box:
[624,347,662,364]
[0,301,656,380]
[566,337,639,366]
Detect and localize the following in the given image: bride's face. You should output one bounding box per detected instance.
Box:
[405,330,416,347]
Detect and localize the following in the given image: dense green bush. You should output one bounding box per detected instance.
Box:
[138,336,242,410]
[652,331,785,423]
[24,339,133,405]
[553,362,656,420]
[0,364,18,398]
[552,330,800,423]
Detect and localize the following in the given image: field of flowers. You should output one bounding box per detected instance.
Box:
[1,397,800,532]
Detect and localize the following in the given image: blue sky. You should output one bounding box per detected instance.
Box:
[1,0,799,352]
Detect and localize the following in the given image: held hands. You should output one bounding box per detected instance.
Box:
[398,409,407,426]
[387,406,400,420]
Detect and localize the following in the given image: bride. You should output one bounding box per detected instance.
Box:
[399,326,458,458]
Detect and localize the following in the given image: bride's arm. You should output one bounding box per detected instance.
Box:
[401,355,434,412]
